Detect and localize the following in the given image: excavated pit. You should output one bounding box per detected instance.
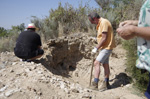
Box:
[41,33,95,76]
[40,33,131,88]
[0,33,141,99]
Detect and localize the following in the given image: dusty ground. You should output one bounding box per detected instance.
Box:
[0,34,147,99]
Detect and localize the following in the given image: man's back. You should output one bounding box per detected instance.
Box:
[14,30,41,57]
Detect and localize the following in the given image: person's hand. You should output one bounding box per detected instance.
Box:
[117,25,136,40]
[119,20,138,28]
[89,37,96,41]
[89,37,97,44]
[92,47,98,53]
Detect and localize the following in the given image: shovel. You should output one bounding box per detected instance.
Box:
[89,54,95,87]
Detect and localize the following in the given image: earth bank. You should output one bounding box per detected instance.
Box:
[0,33,145,99]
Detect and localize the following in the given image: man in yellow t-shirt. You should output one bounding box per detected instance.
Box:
[88,12,116,91]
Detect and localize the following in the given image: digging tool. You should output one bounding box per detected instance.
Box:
[89,54,95,87]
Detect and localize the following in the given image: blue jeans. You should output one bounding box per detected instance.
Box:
[145,73,150,99]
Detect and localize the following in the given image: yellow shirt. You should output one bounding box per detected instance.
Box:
[96,17,116,50]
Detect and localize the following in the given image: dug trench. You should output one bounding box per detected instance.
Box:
[0,33,145,99]
[42,33,131,87]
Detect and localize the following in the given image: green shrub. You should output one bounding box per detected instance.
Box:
[30,2,98,40]
[0,27,20,52]
[122,39,149,92]
[0,37,15,52]
[0,27,8,37]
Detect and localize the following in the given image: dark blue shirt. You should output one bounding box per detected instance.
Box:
[14,30,41,57]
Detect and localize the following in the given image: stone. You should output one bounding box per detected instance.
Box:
[60,81,65,89]
[0,86,7,92]
[12,62,17,66]
[82,94,92,98]
[5,89,15,97]
[72,89,79,93]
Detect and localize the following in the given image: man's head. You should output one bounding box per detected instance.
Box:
[88,12,100,24]
[27,23,36,31]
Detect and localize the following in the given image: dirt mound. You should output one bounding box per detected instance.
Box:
[41,33,95,76]
[0,33,145,99]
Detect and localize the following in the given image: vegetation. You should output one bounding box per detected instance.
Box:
[0,23,25,52]
[0,0,148,93]
[0,27,8,37]
[31,3,98,41]
[123,38,149,92]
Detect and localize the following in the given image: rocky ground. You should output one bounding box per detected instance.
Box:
[0,33,147,99]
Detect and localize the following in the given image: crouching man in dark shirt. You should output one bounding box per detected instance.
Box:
[14,23,44,62]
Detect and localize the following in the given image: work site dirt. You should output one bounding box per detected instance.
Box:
[0,33,145,99]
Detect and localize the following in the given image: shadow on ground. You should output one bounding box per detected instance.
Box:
[33,55,83,78]
[110,73,132,89]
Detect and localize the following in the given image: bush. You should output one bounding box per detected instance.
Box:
[122,38,149,92]
[31,2,98,41]
[0,37,15,52]
[0,27,8,37]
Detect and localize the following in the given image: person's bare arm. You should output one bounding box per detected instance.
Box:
[134,26,150,40]
[96,32,107,49]
[117,25,150,40]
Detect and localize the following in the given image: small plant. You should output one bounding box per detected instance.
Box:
[122,38,149,92]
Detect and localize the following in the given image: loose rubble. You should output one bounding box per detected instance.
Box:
[0,33,145,99]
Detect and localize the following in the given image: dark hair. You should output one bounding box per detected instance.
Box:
[27,28,36,31]
[88,12,100,21]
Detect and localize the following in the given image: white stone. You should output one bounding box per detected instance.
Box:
[12,62,17,66]
[0,93,5,98]
[31,62,34,64]
[4,61,8,64]
[36,63,41,66]
[25,68,30,72]
[125,84,130,87]
[50,79,53,83]
[37,71,43,74]
[35,96,41,99]
[60,81,65,89]
[64,88,69,94]
[5,90,14,97]
[52,77,57,80]
[5,88,20,97]
[0,86,7,92]
[0,69,6,73]
[70,84,75,89]
[82,94,92,98]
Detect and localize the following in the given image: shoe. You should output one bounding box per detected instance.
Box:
[89,81,98,90]
[99,81,111,92]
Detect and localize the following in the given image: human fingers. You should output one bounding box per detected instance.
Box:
[119,21,127,28]
[117,26,135,40]
[119,20,133,28]
[117,27,128,38]
[116,28,122,36]
[119,22,124,28]
[117,28,127,39]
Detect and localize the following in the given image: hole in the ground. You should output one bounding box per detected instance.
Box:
[69,65,75,71]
